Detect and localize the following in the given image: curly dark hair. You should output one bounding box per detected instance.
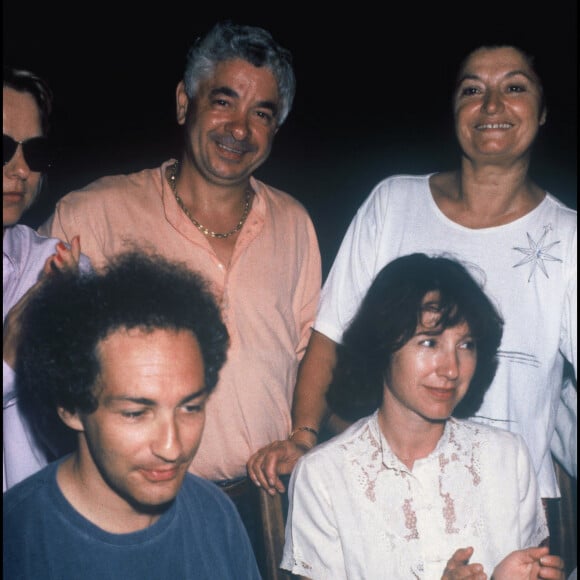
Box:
[16,251,229,459]
[326,253,504,423]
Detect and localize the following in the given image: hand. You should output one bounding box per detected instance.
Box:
[492,546,565,580]
[43,235,82,275]
[3,236,82,368]
[442,547,487,579]
[247,438,309,495]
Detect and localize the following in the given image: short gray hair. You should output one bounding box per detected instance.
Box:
[183,21,296,125]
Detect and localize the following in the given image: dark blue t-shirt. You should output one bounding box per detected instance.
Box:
[3,458,261,579]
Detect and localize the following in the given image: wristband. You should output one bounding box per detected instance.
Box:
[289,426,319,440]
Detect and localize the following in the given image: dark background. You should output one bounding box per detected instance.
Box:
[4,1,577,277]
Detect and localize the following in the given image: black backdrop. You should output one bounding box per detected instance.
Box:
[4,1,577,277]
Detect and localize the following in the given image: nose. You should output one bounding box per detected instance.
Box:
[225,112,250,141]
[5,144,31,178]
[437,348,460,381]
[482,89,504,115]
[151,415,183,462]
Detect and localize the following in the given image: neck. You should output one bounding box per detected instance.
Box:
[431,165,545,228]
[172,158,251,205]
[167,160,254,240]
[377,404,445,468]
[57,453,161,534]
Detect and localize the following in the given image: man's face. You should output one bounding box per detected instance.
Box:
[71,327,208,512]
[3,87,44,227]
[178,58,280,186]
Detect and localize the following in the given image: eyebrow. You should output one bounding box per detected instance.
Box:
[209,86,278,116]
[105,387,209,407]
[210,86,238,100]
[457,69,537,85]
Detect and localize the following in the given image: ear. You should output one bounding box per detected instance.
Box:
[57,406,85,432]
[539,106,547,126]
[176,81,190,126]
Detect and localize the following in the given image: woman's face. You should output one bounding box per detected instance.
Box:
[453,46,546,164]
[3,86,44,228]
[383,293,477,424]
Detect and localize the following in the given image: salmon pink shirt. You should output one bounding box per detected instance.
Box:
[40,159,322,480]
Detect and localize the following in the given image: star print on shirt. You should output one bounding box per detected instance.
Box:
[512,224,562,282]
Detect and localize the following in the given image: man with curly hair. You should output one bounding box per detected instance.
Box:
[3,252,261,580]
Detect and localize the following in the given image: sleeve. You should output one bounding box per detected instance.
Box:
[38,200,68,241]
[551,232,577,477]
[515,434,550,548]
[293,215,322,360]
[281,456,345,580]
[38,194,108,269]
[3,361,47,491]
[314,183,387,343]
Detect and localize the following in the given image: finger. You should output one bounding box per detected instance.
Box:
[263,462,285,495]
[55,241,77,269]
[43,253,60,276]
[538,554,565,579]
[447,563,485,579]
[70,235,81,262]
[539,554,563,568]
[524,546,550,562]
[43,243,69,275]
[247,452,273,490]
[447,547,475,569]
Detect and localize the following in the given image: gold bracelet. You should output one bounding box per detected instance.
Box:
[288,426,319,440]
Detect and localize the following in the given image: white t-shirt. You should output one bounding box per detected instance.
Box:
[315,174,577,497]
[282,413,548,580]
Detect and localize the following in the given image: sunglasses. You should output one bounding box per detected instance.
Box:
[3,134,52,172]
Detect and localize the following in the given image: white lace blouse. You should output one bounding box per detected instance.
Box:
[281,412,548,580]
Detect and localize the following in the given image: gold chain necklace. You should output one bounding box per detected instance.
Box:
[168,162,252,239]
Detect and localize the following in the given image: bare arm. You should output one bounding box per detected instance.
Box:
[247,330,343,494]
[291,330,339,442]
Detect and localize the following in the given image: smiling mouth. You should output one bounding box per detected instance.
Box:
[217,143,247,155]
[425,387,455,400]
[476,123,513,130]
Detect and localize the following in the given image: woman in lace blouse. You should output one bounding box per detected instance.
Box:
[281,253,564,580]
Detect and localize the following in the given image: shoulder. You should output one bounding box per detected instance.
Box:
[297,415,376,472]
[543,194,577,228]
[451,418,529,455]
[252,178,312,217]
[178,474,237,513]
[356,173,433,215]
[372,173,432,195]
[3,463,55,520]
[176,475,251,545]
[3,224,60,267]
[5,224,60,251]
[56,165,165,208]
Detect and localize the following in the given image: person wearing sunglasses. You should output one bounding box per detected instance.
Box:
[3,66,91,492]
